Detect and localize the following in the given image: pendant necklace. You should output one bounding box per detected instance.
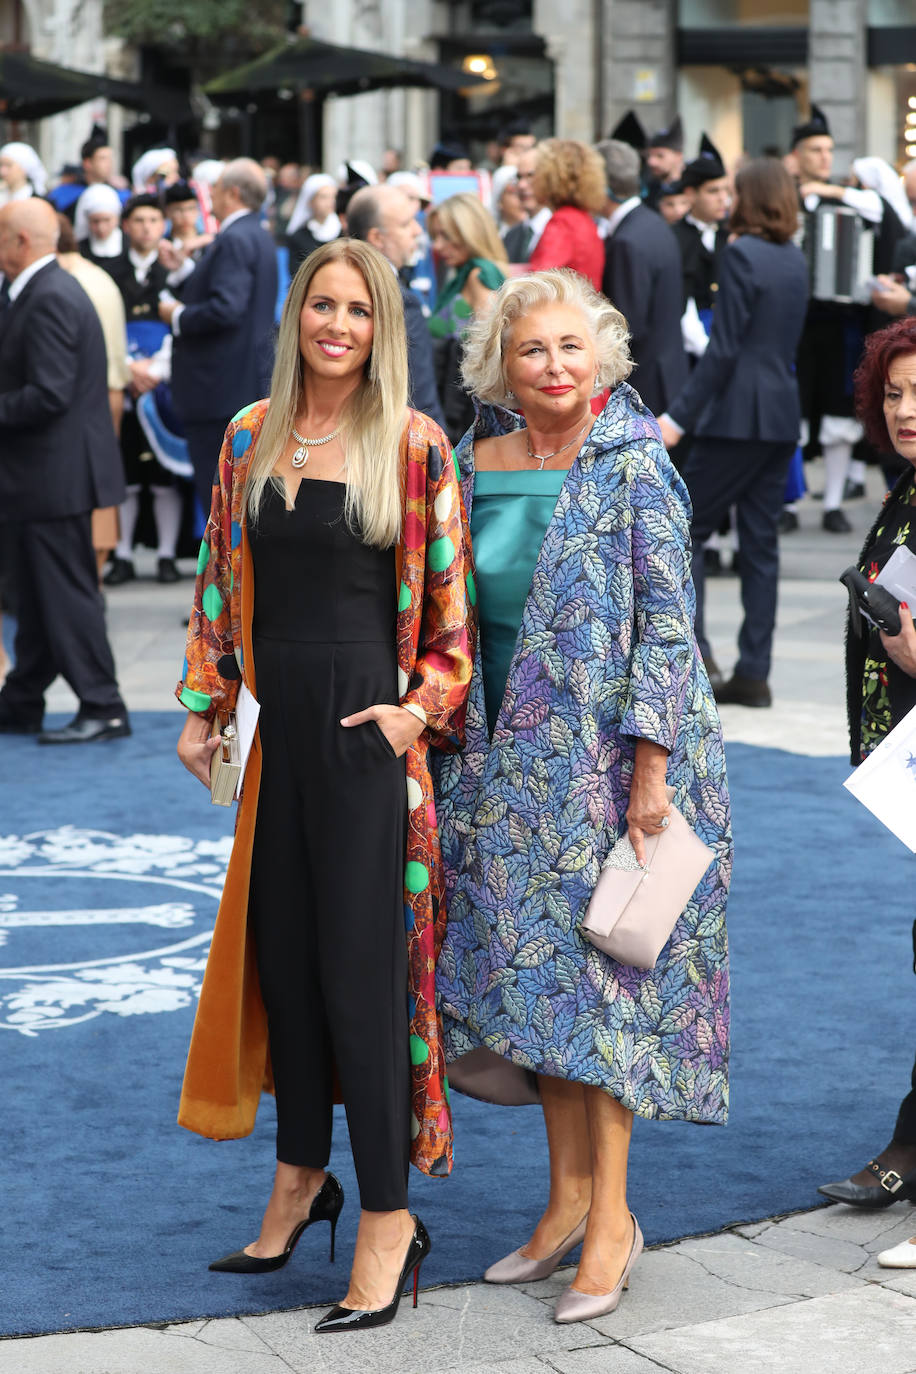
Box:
[526,418,592,470]
[290,423,342,469]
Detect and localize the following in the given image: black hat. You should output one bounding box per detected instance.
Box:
[791,103,831,148]
[648,115,683,152]
[681,133,726,188]
[429,141,470,170]
[609,110,648,153]
[80,124,109,161]
[657,178,685,197]
[164,180,198,205]
[122,192,164,219]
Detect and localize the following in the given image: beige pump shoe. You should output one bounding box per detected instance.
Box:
[553,1213,643,1324]
[483,1214,589,1284]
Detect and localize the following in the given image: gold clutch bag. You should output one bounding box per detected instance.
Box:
[209,710,241,807]
[580,788,715,969]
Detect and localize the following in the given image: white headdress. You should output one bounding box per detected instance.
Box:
[131,148,177,192]
[0,142,47,195]
[851,156,913,231]
[286,173,340,240]
[73,183,123,242]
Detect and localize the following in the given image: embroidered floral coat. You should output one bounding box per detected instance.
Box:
[434,385,731,1126]
[176,401,475,1176]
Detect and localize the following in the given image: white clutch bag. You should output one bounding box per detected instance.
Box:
[580,787,714,969]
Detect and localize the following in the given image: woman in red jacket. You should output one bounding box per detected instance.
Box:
[528,139,606,290]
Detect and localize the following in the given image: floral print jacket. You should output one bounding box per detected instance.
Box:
[434,385,731,1126]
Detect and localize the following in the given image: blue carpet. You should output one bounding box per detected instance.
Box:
[0,714,912,1335]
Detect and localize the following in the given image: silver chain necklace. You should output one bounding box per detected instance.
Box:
[526,418,591,470]
[290,423,342,469]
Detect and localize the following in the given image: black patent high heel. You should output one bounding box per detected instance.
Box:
[313,1215,431,1332]
[209,1172,344,1273]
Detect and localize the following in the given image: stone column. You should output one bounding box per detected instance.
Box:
[808,0,868,175]
[533,0,597,143]
[601,0,677,143]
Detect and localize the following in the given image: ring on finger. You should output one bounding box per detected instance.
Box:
[659,815,670,829]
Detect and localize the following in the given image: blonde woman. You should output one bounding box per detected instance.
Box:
[528,139,606,289]
[427,191,509,442]
[175,239,475,1332]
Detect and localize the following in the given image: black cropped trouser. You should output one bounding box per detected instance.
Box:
[247,636,410,1212]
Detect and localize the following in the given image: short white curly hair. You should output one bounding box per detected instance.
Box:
[460,268,632,407]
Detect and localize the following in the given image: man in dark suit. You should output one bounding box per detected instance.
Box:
[160,158,278,515]
[597,139,687,418]
[502,147,552,266]
[346,184,446,431]
[0,198,129,743]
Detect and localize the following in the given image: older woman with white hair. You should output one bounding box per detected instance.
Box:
[0,142,47,203]
[434,268,731,1323]
[285,172,341,274]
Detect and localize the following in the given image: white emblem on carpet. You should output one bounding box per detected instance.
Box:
[0,826,230,1036]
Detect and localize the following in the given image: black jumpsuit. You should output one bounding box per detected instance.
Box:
[247,477,410,1212]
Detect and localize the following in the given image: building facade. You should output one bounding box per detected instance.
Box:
[1,0,913,183]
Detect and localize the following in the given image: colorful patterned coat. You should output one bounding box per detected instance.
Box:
[176,401,475,1176]
[434,385,731,1126]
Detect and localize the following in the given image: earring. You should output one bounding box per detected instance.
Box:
[506,388,516,401]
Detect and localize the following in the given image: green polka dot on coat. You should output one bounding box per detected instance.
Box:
[410,1034,430,1065]
[428,536,455,572]
[398,581,412,612]
[202,584,224,622]
[196,538,209,575]
[404,860,429,894]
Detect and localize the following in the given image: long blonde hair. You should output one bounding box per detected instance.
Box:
[245,238,408,548]
[427,192,509,271]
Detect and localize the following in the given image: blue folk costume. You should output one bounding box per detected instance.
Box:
[434,384,732,1125]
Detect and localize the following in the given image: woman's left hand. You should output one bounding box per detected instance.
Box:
[341,704,426,758]
[880,603,916,678]
[626,740,672,866]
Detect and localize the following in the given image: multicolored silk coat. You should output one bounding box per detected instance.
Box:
[175,400,475,1177]
[434,384,731,1126]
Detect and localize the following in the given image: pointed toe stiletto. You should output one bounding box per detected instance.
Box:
[553,1213,643,1324]
[313,1215,431,1333]
[208,1172,344,1273]
[484,1213,589,1284]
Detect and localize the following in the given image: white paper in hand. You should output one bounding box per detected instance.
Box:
[234,683,260,800]
[874,545,916,606]
[844,698,916,852]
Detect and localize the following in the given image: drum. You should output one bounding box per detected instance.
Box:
[804,202,874,304]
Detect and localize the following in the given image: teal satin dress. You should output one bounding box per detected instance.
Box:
[471,468,566,734]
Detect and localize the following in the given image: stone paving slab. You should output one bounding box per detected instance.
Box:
[627,1284,916,1374]
[0,1323,290,1374]
[238,1283,614,1374]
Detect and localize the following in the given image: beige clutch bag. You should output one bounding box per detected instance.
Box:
[581,787,714,969]
[209,710,241,807]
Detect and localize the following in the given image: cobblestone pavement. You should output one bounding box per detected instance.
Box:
[6,466,915,1373]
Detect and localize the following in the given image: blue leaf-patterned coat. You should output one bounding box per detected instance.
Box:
[434,384,731,1126]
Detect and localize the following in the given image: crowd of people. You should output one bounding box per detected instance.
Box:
[1,106,915,1324]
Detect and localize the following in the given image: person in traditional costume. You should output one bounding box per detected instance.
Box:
[787,105,885,533]
[0,142,46,204]
[77,184,125,266]
[434,267,731,1324]
[175,238,475,1332]
[285,173,341,276]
